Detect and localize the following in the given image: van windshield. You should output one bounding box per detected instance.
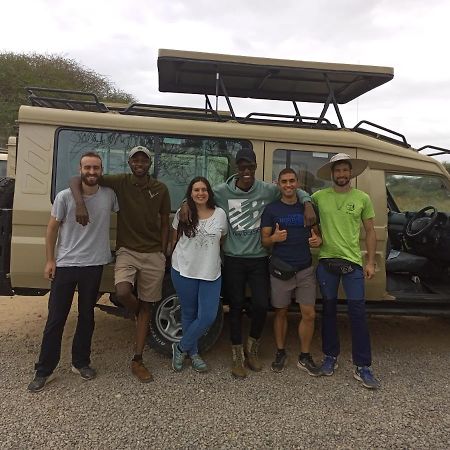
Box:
[386,173,450,212]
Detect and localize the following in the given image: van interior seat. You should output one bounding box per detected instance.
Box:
[385,249,431,275]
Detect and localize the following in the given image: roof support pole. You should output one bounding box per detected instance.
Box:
[320,74,345,128]
[218,74,237,120]
[292,101,304,124]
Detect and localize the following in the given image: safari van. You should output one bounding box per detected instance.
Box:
[1,49,449,355]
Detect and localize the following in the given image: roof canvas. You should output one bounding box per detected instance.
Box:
[158,49,393,104]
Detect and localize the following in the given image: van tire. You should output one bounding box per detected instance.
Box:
[0,177,15,208]
[147,275,224,356]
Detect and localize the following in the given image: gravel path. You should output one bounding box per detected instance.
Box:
[0,295,449,449]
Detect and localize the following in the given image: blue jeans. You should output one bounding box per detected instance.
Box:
[316,262,372,366]
[171,268,221,355]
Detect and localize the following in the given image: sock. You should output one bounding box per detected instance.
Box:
[276,348,286,355]
[132,354,142,362]
[300,352,310,359]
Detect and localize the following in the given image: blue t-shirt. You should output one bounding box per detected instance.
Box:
[260,200,312,269]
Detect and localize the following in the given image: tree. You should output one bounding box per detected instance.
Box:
[0,53,136,146]
[443,161,450,174]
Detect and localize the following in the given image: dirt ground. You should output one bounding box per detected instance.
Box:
[1,294,449,449]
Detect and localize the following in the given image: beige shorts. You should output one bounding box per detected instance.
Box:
[270,265,316,308]
[114,247,166,303]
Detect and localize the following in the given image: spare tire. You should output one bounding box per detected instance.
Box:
[0,177,15,208]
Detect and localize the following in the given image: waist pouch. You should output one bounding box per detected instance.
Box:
[269,255,311,281]
[321,258,360,275]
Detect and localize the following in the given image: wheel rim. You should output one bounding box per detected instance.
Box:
[154,294,182,342]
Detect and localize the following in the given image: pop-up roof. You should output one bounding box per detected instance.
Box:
[158,49,393,104]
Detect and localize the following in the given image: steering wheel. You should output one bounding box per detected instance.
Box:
[405,206,439,238]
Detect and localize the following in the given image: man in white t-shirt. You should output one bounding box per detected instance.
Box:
[27,152,119,393]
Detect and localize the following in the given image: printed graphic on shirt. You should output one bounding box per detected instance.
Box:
[277,213,304,227]
[193,218,219,250]
[228,198,266,234]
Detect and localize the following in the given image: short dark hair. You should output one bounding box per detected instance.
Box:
[278,168,298,180]
[79,152,102,167]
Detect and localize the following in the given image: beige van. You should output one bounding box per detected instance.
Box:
[1,50,449,354]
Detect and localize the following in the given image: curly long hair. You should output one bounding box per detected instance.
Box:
[178,176,216,238]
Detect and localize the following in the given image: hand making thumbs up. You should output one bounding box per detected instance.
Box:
[308,227,322,248]
[272,223,288,243]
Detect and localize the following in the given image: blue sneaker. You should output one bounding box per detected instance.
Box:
[354,366,381,389]
[190,354,208,373]
[320,355,338,376]
[171,343,186,372]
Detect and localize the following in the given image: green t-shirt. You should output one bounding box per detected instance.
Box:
[100,174,171,253]
[312,187,375,266]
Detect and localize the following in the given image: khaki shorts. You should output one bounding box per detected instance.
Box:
[115,247,166,303]
[270,265,316,308]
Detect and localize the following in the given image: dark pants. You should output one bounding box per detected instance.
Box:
[223,255,269,345]
[316,262,372,367]
[35,266,103,377]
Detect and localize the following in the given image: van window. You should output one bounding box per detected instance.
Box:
[55,129,249,209]
[272,149,335,194]
[386,173,450,212]
[0,160,6,177]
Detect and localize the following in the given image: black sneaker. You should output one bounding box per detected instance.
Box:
[297,354,321,377]
[27,373,55,393]
[271,351,287,373]
[71,365,96,380]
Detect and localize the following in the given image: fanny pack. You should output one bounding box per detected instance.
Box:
[321,258,358,275]
[269,256,311,281]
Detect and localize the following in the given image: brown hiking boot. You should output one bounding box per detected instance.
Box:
[131,359,154,383]
[231,344,247,379]
[245,336,263,371]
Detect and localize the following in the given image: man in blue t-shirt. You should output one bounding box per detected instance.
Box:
[261,168,322,375]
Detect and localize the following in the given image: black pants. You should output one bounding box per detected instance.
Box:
[223,256,269,345]
[35,266,103,377]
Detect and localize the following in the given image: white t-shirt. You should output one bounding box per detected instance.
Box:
[172,207,228,281]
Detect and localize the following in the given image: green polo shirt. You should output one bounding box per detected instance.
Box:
[100,174,171,253]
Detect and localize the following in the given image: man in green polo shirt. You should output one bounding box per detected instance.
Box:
[71,146,171,382]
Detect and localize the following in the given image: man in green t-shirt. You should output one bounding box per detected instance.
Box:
[71,146,171,383]
[312,153,380,389]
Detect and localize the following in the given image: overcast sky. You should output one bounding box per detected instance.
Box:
[2,0,449,161]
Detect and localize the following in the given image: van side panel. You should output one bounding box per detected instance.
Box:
[10,124,54,290]
[356,168,388,300]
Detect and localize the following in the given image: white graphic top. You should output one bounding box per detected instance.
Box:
[172,207,228,281]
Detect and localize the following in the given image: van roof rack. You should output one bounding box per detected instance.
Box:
[158,49,394,127]
[353,120,410,148]
[417,145,450,157]
[26,87,109,112]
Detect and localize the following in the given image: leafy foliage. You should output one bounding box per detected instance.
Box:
[0,53,136,146]
[443,161,450,174]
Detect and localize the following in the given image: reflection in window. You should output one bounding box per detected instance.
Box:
[273,149,335,194]
[55,129,249,209]
[386,173,450,212]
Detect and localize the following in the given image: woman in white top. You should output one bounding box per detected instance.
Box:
[171,176,228,372]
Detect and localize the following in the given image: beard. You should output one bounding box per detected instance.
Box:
[333,176,350,187]
[81,173,99,186]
